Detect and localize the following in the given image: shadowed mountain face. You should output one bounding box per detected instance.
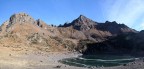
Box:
[0,13,142,54]
[60,15,137,42]
[81,31,144,56]
[57,15,144,56]
[97,21,137,35]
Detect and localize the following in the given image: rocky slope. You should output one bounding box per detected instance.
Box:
[0,13,77,52]
[0,12,140,54]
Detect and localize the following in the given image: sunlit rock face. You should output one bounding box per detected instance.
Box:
[9,13,35,25]
[0,13,79,52]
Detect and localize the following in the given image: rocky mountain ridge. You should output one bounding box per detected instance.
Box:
[0,13,78,52]
[59,15,137,42]
[0,13,141,54]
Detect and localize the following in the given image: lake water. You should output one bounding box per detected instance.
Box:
[59,55,137,67]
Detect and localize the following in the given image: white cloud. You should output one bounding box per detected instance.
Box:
[105,0,144,30]
[138,22,144,30]
[141,23,144,29]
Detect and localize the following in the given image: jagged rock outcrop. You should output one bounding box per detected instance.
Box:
[35,19,50,29]
[8,13,35,27]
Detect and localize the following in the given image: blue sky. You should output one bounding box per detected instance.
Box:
[0,0,144,31]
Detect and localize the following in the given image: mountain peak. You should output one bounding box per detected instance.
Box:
[69,15,97,30]
[77,15,90,22]
[6,12,36,28]
[79,14,84,17]
[59,15,97,30]
[13,12,29,16]
[79,14,86,18]
[9,12,35,24]
[10,12,31,19]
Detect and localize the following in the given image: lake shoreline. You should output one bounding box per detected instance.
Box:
[0,46,144,69]
[48,52,144,69]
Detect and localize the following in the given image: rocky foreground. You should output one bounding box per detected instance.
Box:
[0,44,144,69]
